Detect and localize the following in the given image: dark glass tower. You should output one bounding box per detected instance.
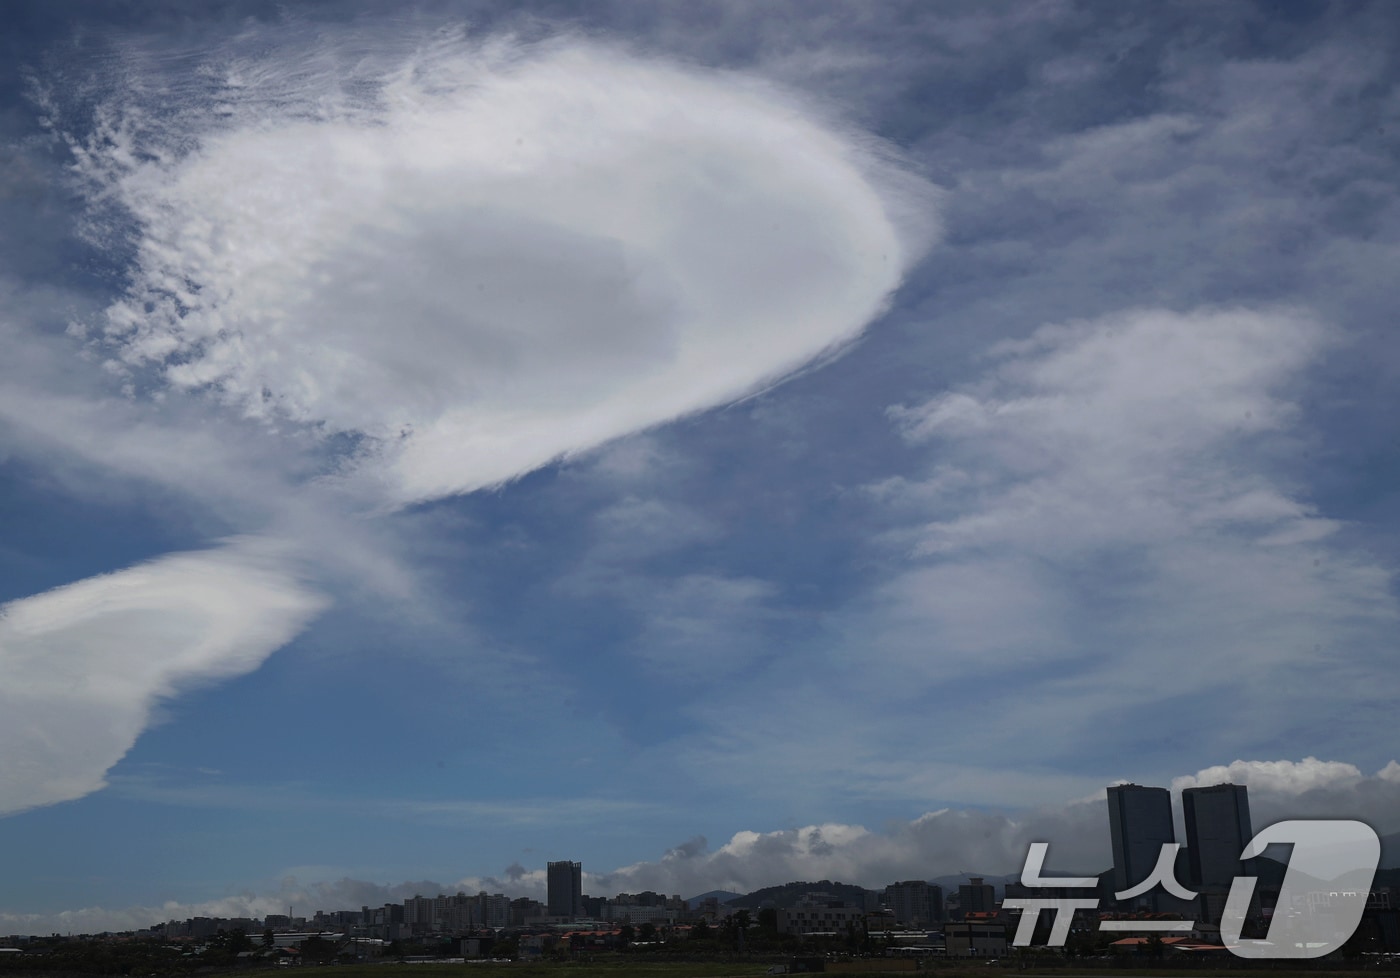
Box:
[1183,782,1253,888]
[546,860,582,918]
[1106,783,1175,898]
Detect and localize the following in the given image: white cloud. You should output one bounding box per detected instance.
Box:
[1173,757,1364,795]
[645,307,1399,805]
[593,760,1400,897]
[0,23,939,819]
[561,563,782,680]
[68,30,938,507]
[587,496,722,563]
[0,538,327,815]
[852,307,1400,758]
[1170,758,1400,832]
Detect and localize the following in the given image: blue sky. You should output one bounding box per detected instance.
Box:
[3,0,1400,934]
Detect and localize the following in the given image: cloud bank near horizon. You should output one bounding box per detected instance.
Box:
[5,757,1397,935]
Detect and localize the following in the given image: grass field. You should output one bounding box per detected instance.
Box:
[241,964,775,978]
[234,962,1398,978]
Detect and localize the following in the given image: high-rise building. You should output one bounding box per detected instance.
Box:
[546,860,583,918]
[508,897,546,928]
[959,877,995,915]
[1106,783,1175,899]
[884,880,943,927]
[1183,782,1253,889]
[477,892,510,929]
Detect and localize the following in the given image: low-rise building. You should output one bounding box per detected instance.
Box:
[776,904,866,936]
[944,915,1005,957]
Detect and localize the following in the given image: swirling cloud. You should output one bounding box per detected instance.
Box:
[81,32,937,505]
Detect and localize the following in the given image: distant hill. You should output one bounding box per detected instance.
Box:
[726,880,875,910]
[1383,832,1400,869]
[928,873,1020,898]
[686,890,744,908]
[691,848,1397,917]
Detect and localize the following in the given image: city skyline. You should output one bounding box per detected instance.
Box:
[6,773,1392,943]
[2,0,1399,938]
[5,766,1400,936]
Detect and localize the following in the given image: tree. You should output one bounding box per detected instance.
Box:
[638,922,657,942]
[1342,922,1379,960]
[618,924,635,946]
[301,934,337,964]
[492,935,518,960]
[1145,933,1164,959]
[720,910,749,953]
[262,929,276,950]
[757,908,778,934]
[1065,931,1096,960]
[202,928,241,964]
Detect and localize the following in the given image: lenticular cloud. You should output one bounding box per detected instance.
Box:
[83,32,935,505]
[0,539,328,815]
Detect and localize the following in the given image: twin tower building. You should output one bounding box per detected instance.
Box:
[1107,782,1254,914]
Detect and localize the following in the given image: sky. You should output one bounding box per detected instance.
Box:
[1,0,1399,936]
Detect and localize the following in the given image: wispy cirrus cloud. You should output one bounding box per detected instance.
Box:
[651,307,1399,808]
[108,769,667,827]
[869,307,1398,745]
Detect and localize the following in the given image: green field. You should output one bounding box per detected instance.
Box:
[232,964,1398,978]
[241,966,774,978]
